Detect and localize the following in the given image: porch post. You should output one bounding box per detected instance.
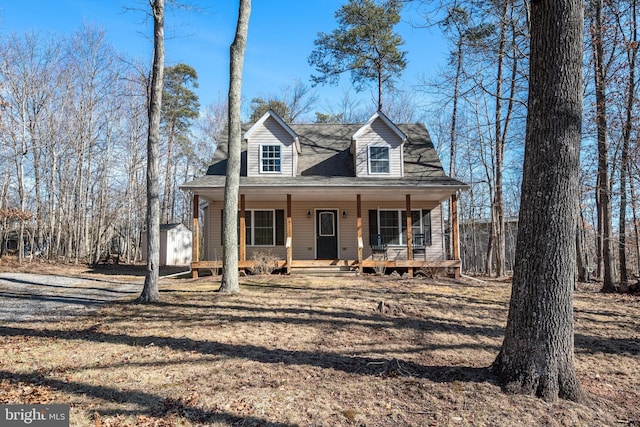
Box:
[357,194,363,273]
[239,194,246,262]
[451,192,461,279]
[406,195,413,258]
[406,194,414,278]
[192,194,199,279]
[286,194,292,274]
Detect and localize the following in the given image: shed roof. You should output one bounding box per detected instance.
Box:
[160,223,188,232]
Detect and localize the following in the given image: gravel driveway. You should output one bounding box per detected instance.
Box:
[0,272,141,322]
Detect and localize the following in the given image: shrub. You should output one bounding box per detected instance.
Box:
[249,250,280,275]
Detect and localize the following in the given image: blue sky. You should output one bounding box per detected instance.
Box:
[0,0,449,119]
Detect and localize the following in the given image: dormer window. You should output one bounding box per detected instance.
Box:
[261,145,281,173]
[368,145,390,174]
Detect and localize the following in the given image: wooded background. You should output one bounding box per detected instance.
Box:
[0,1,638,287]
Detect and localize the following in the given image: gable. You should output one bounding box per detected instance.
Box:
[351,116,405,178]
[244,110,299,147]
[352,111,407,142]
[245,114,299,177]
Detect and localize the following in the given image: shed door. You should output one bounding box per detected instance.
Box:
[316,210,338,259]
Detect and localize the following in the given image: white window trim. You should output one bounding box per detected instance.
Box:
[368,144,391,174]
[260,144,282,174]
[246,209,276,247]
[377,209,423,246]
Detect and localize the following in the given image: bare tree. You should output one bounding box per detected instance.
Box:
[613,0,638,289]
[493,0,585,402]
[421,0,528,276]
[0,11,208,266]
[0,32,67,262]
[160,63,199,224]
[138,0,165,303]
[196,95,227,167]
[315,88,369,124]
[630,164,640,275]
[591,0,617,292]
[65,25,119,264]
[219,0,251,294]
[282,79,318,122]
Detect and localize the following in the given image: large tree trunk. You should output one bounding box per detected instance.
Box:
[219,0,251,294]
[492,0,585,402]
[138,0,164,303]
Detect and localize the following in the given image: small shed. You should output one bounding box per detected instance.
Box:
[142,223,192,266]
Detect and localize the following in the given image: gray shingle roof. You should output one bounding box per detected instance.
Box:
[184,121,467,189]
[160,223,186,232]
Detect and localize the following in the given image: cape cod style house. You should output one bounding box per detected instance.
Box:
[181,110,467,277]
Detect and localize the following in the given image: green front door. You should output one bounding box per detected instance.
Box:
[316,210,338,259]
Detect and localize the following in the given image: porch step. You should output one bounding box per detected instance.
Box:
[290,265,358,276]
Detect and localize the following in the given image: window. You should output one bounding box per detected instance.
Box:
[319,211,335,236]
[379,211,400,245]
[368,145,390,174]
[261,145,281,173]
[241,210,275,246]
[253,211,274,245]
[224,209,284,246]
[375,210,430,246]
[402,211,423,245]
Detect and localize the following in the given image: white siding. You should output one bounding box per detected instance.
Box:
[354,118,403,178]
[166,225,192,266]
[203,198,446,262]
[142,224,192,266]
[204,201,359,261]
[429,204,446,260]
[202,205,210,261]
[289,202,359,260]
[291,202,316,259]
[361,201,446,261]
[246,116,297,177]
[205,200,288,261]
[205,202,221,262]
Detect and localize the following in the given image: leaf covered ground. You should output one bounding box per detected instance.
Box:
[0,263,638,426]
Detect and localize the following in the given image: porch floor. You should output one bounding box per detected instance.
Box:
[191,259,461,278]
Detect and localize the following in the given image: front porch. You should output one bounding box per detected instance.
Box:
[189,191,462,278]
[191,258,462,276]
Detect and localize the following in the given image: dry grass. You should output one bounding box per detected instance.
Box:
[0,264,638,426]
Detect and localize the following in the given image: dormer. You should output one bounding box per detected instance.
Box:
[350,111,407,178]
[244,110,300,177]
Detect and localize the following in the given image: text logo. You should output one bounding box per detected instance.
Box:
[1,405,69,426]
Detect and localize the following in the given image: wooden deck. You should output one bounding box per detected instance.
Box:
[191,259,461,278]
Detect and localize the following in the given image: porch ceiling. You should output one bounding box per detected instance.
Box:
[191,186,457,203]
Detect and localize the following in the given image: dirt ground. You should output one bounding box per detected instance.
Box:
[0,260,638,426]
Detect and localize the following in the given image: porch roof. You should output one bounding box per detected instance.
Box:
[182,174,466,188]
[182,176,464,202]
